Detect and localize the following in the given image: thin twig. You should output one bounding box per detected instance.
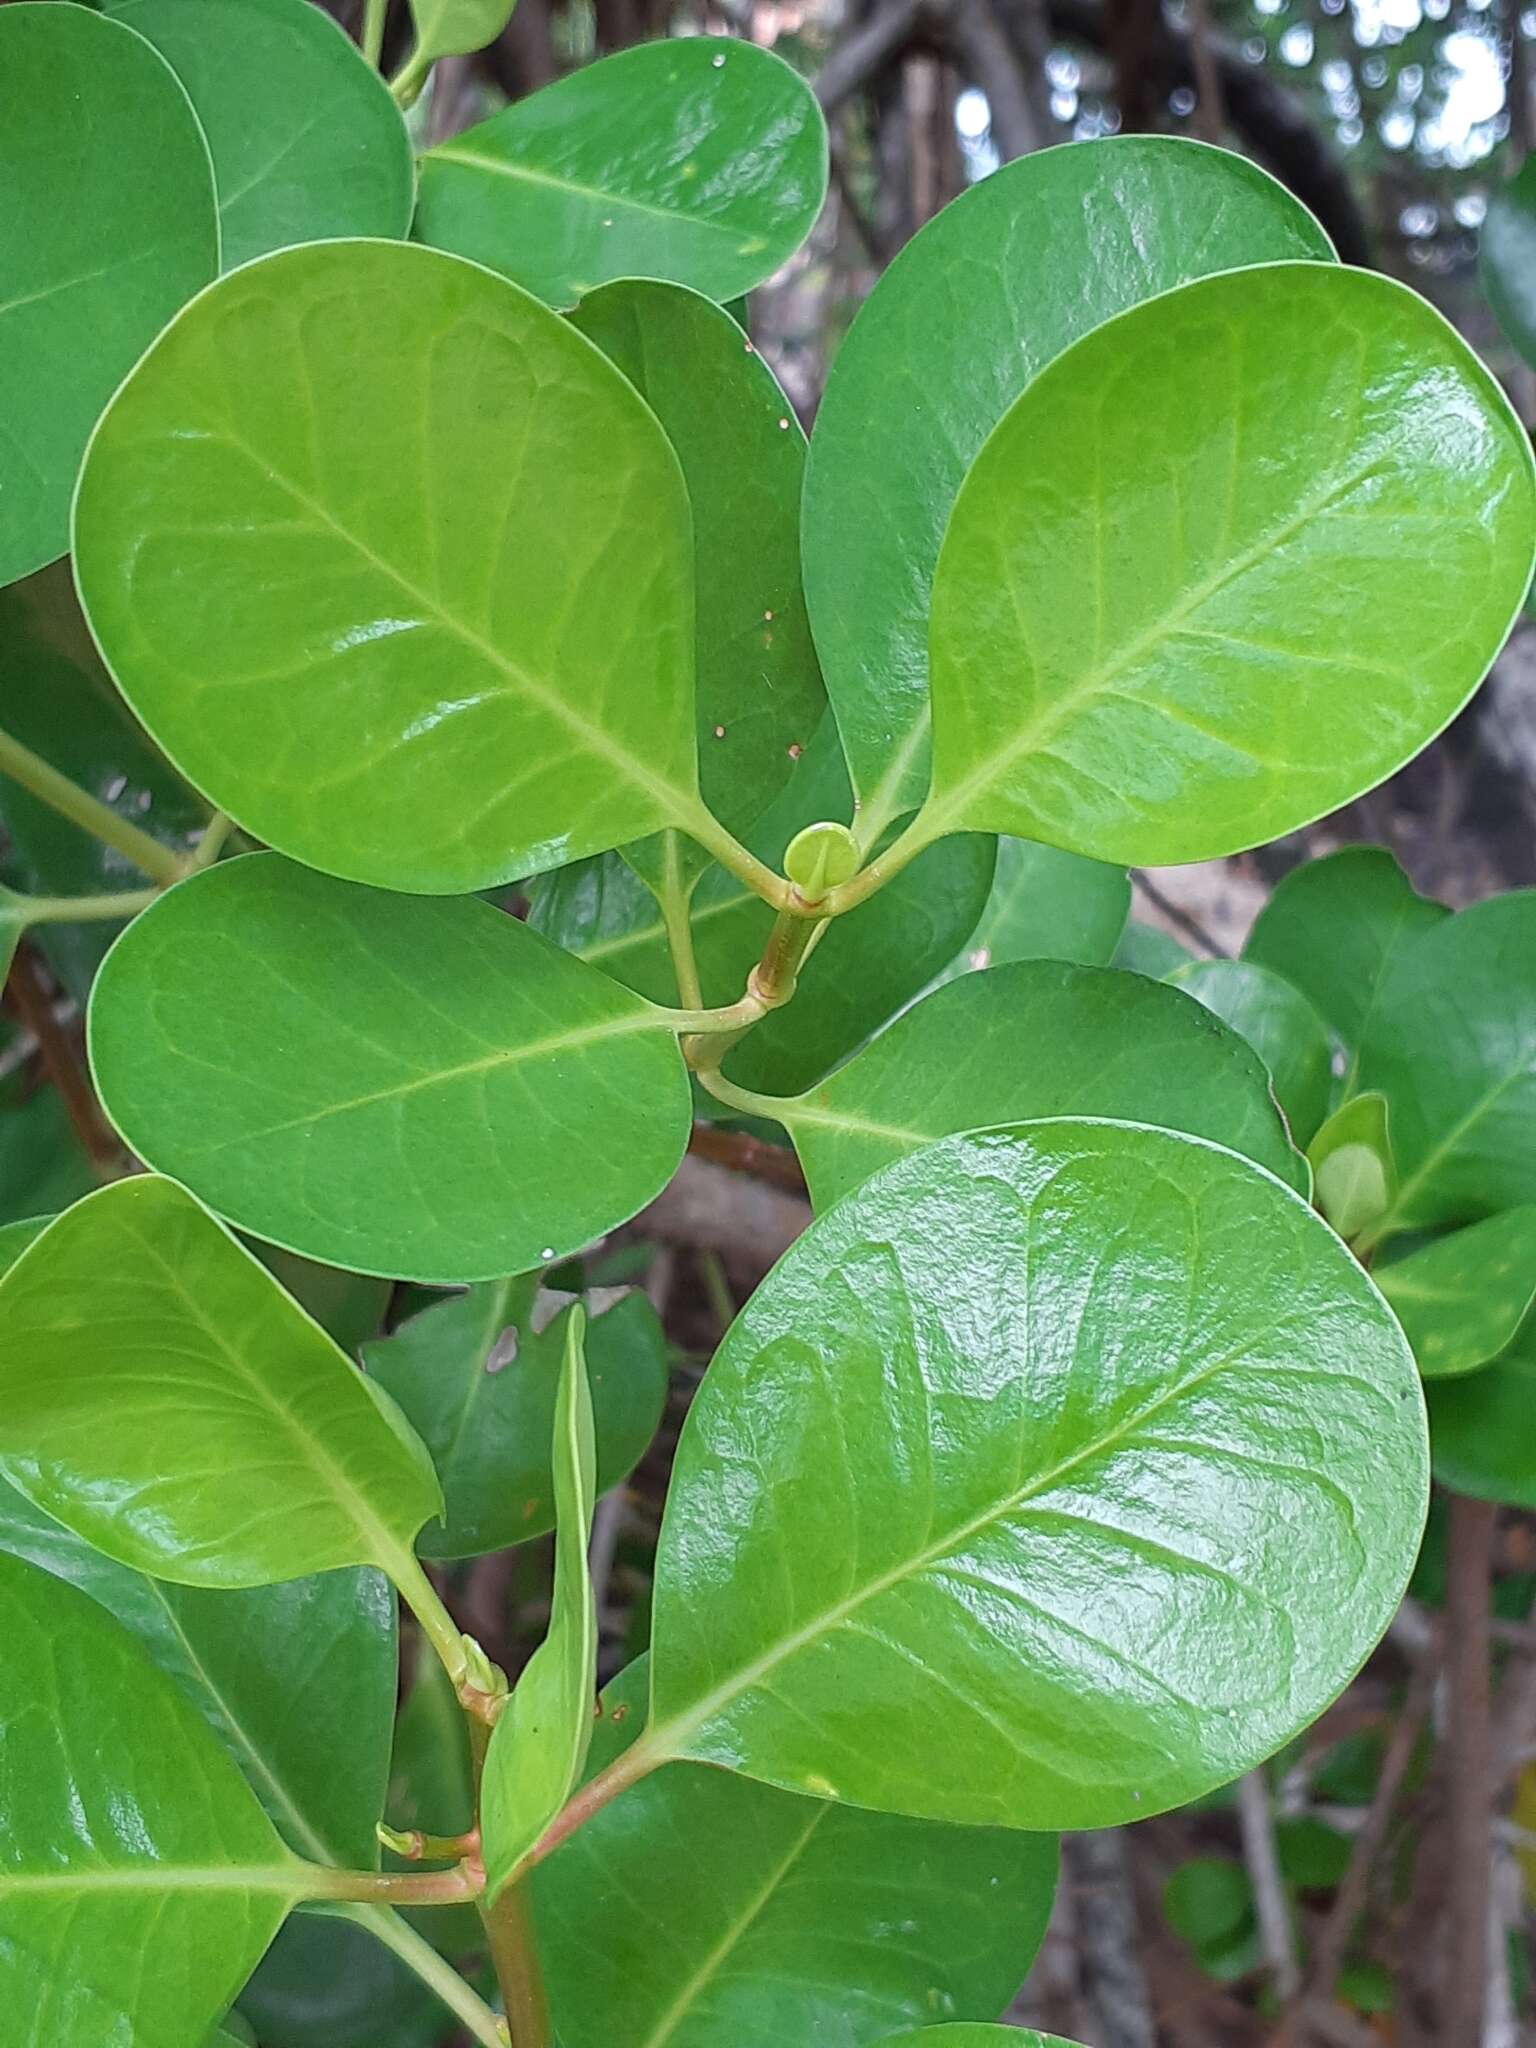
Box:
[1239,1768,1300,1999]
[2,944,121,1173]
[1445,1492,1496,2046]
[1131,870,1229,957]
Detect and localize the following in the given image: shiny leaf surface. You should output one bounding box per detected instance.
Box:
[74,238,701,893]
[648,1122,1426,1829]
[940,838,1129,978]
[0,2,217,587]
[89,855,691,1281]
[780,961,1305,1209]
[802,135,1332,825]
[1377,1207,1536,1379]
[103,0,414,267]
[923,266,1534,865]
[415,39,826,310]
[364,1282,668,1557]
[536,1657,1058,2048]
[1170,958,1333,1147]
[0,1175,443,1587]
[483,1312,597,1898]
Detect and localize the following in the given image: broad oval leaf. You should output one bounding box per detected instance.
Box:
[0,1551,302,2043]
[410,0,516,60]
[415,38,827,310]
[483,1313,597,1898]
[0,2,218,587]
[1425,1336,1536,1508]
[572,280,825,842]
[364,1281,669,1557]
[0,1480,397,1867]
[73,237,702,893]
[778,961,1305,1209]
[103,0,415,269]
[1481,157,1536,370]
[1376,1208,1536,1380]
[1114,920,1193,979]
[0,1175,443,1588]
[535,1657,1058,2048]
[1169,959,1333,1148]
[924,264,1535,866]
[647,1121,1426,1830]
[89,855,692,1282]
[803,135,1333,827]
[1355,891,1536,1240]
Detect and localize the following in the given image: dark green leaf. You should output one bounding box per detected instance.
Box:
[89,855,692,1282]
[0,2,218,586]
[74,238,705,893]
[940,838,1129,978]
[1170,959,1333,1147]
[239,1909,452,2048]
[1308,1092,1394,1245]
[415,39,826,310]
[386,1647,483,1958]
[1113,920,1194,979]
[102,0,414,267]
[1426,1343,1536,1508]
[536,1657,1058,2047]
[1481,157,1536,369]
[1377,1208,1536,1379]
[0,1087,96,1226]
[257,1246,391,1358]
[364,1282,668,1558]
[646,1121,1426,1829]
[1163,1857,1254,1950]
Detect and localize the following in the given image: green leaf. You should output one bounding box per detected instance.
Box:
[1163,1857,1254,1951]
[239,1910,453,2048]
[0,1214,49,1277]
[0,894,23,987]
[571,281,825,843]
[1308,1093,1395,1245]
[385,1646,484,1958]
[73,237,703,894]
[0,2,218,588]
[1482,158,1536,370]
[0,1551,302,2043]
[408,0,516,60]
[1426,1342,1536,1508]
[88,854,692,1282]
[646,1121,1426,1830]
[777,960,1306,1210]
[1113,920,1194,979]
[0,1175,443,1588]
[1243,846,1446,1080]
[482,1310,598,1899]
[364,1282,669,1558]
[1355,891,1536,1238]
[801,135,1334,827]
[1376,1208,1536,1380]
[941,838,1129,977]
[257,1246,391,1358]
[535,1657,1058,2048]
[0,1479,397,1866]
[922,265,1535,866]
[871,2030,1087,2047]
[0,1086,96,1226]
[415,39,827,311]
[102,0,414,268]
[1169,959,1333,1147]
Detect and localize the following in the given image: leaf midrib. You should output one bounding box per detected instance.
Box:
[426,146,756,247]
[0,1862,303,1897]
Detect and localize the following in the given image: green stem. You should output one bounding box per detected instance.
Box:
[750,903,823,1008]
[818,806,936,917]
[389,1549,475,1692]
[0,728,185,887]
[391,43,434,106]
[516,1730,667,1879]
[361,0,387,67]
[694,1066,796,1122]
[684,802,794,911]
[17,887,162,925]
[657,840,704,1011]
[466,1689,553,2047]
[343,1905,507,2048]
[190,811,236,870]
[650,992,769,1037]
[303,1862,480,1907]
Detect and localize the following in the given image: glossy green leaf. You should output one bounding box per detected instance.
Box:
[572,281,825,842]
[73,237,704,894]
[0,2,218,587]
[409,0,516,60]
[415,39,827,310]
[647,1121,1426,1830]
[239,1910,452,2048]
[941,838,1129,978]
[1355,891,1536,1238]
[1170,959,1333,1147]
[103,0,414,268]
[536,1657,1058,2047]
[872,2029,1086,2047]
[779,960,1305,1210]
[1243,846,1447,1079]
[483,1311,597,1899]
[0,1175,443,1588]
[1482,158,1536,370]
[0,1551,303,2044]
[1113,920,1193,979]
[0,1480,396,1866]
[1426,1340,1536,1507]
[89,855,691,1282]
[802,136,1333,827]
[1308,1092,1394,1245]
[364,1281,668,1557]
[0,1213,48,1278]
[922,265,1535,866]
[1377,1208,1536,1380]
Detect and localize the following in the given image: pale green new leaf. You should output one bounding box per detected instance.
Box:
[89,855,692,1282]
[0,1551,304,2047]
[483,1312,598,1898]
[415,39,827,310]
[1169,958,1333,1147]
[73,238,702,893]
[1308,1093,1394,1245]
[0,1176,443,1588]
[1376,1207,1536,1380]
[923,266,1535,866]
[0,2,218,587]
[648,1121,1426,1830]
[409,0,516,60]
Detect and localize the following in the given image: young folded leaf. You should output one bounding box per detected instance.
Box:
[482,1311,598,1899]
[1376,1207,1536,1379]
[0,1551,305,2045]
[646,1121,1426,1831]
[415,39,827,310]
[1308,1093,1395,1246]
[88,856,692,1282]
[0,1176,443,1591]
